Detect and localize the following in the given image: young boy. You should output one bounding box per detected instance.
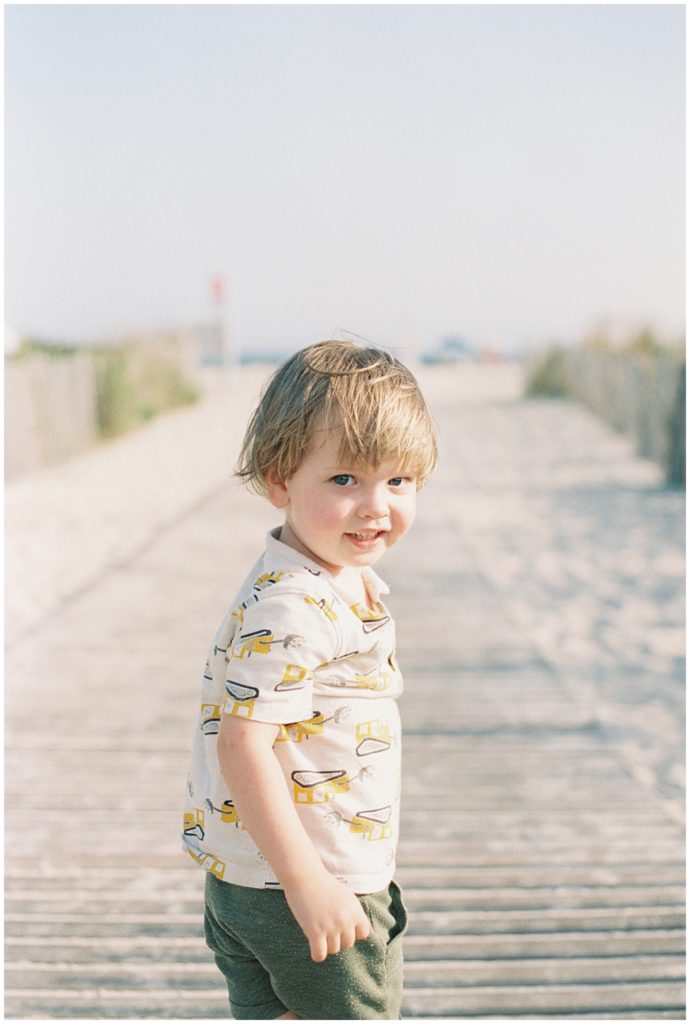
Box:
[183,341,437,1019]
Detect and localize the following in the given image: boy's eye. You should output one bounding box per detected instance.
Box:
[331,474,355,486]
[388,476,409,487]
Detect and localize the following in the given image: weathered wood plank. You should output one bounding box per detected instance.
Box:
[402,983,686,1016]
[5,905,685,938]
[6,955,685,990]
[5,859,685,888]
[4,884,685,915]
[5,981,686,1018]
[6,928,685,962]
[7,816,683,851]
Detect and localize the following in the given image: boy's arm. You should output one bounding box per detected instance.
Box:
[217,714,370,963]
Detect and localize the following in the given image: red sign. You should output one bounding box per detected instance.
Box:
[211,276,225,303]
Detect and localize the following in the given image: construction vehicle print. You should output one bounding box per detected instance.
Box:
[349,604,390,633]
[275,663,311,692]
[183,808,206,842]
[200,797,247,829]
[225,680,259,718]
[317,673,348,689]
[304,596,338,621]
[353,667,393,692]
[349,806,392,842]
[233,628,275,658]
[291,769,350,804]
[229,593,259,629]
[276,711,326,744]
[276,706,349,744]
[252,571,289,591]
[355,720,393,757]
[201,703,222,735]
[323,705,351,726]
[233,629,305,659]
[317,668,391,692]
[186,845,226,880]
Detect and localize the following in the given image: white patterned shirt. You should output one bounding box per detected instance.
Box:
[183,527,403,893]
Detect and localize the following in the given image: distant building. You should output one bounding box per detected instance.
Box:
[422,336,477,364]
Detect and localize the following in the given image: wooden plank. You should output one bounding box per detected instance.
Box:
[403,958,685,986]
[401,983,686,1016]
[396,844,684,865]
[4,982,686,1018]
[6,929,686,963]
[6,810,681,843]
[5,859,685,888]
[407,906,685,933]
[5,955,685,989]
[5,906,685,938]
[4,884,685,915]
[4,845,683,870]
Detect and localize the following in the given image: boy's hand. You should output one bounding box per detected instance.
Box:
[284,870,371,962]
[217,715,371,962]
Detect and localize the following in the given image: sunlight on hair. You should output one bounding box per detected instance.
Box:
[236,341,438,494]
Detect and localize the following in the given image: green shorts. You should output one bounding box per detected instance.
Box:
[204,873,408,1020]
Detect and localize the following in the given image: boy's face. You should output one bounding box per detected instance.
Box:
[266,427,417,579]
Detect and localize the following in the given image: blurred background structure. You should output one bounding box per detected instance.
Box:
[4,3,685,1020]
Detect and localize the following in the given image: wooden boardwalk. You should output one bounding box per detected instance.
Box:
[5,366,685,1018]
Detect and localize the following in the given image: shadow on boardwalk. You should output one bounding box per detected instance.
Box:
[5,365,685,1019]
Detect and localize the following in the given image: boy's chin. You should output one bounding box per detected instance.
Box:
[342,547,387,568]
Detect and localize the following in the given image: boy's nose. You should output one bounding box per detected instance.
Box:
[358,487,389,520]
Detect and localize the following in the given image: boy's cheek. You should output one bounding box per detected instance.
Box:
[313,498,352,527]
[401,497,417,529]
[389,516,415,547]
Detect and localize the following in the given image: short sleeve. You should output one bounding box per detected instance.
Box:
[222,587,339,724]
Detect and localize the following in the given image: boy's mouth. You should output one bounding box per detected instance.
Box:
[345,530,386,547]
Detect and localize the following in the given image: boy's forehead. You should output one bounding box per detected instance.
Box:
[305,426,407,473]
[306,427,357,467]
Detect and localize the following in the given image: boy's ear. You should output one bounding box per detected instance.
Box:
[265,468,290,509]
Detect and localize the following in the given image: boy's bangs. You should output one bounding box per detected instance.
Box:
[332,396,436,485]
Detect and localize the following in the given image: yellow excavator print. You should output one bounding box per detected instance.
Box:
[349,806,392,842]
[276,711,326,744]
[275,663,312,692]
[291,769,350,804]
[304,596,338,621]
[225,680,260,718]
[253,571,288,590]
[200,703,222,735]
[355,720,392,756]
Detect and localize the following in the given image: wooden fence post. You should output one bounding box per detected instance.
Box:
[667,362,685,487]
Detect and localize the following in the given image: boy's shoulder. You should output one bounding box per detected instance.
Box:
[230,532,341,619]
[243,551,335,603]
[212,544,340,662]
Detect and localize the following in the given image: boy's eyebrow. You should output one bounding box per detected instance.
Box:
[322,464,360,474]
[323,462,410,475]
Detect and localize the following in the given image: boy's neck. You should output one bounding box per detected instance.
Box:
[277,523,373,608]
[336,567,373,609]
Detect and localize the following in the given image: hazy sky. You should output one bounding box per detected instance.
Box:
[5,4,685,356]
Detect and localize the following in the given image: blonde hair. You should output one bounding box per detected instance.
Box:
[236,340,438,494]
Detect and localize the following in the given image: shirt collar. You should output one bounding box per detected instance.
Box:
[265,526,390,602]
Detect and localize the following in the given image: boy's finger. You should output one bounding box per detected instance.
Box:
[310,935,328,963]
[354,915,370,940]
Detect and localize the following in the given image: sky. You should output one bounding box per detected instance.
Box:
[4,4,686,358]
